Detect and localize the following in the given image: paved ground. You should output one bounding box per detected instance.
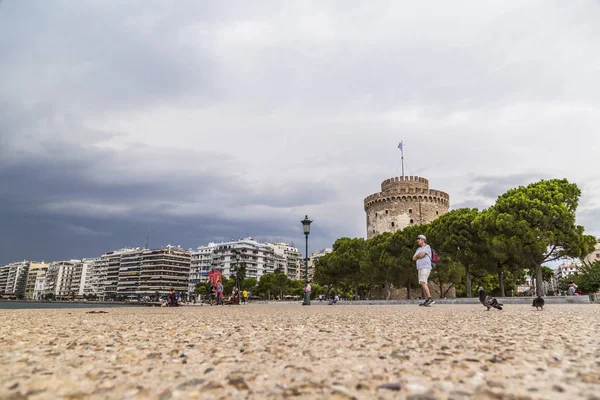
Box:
[1,303,599,399]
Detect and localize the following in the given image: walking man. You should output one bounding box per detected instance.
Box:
[217,281,224,305]
[413,234,435,306]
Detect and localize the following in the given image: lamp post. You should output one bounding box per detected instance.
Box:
[301,215,312,306]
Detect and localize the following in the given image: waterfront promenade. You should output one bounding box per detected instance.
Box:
[1,304,599,399]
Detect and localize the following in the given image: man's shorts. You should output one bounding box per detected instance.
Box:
[418,268,431,283]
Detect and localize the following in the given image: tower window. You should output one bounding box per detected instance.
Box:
[436,211,439,215]
[385,210,388,214]
[372,230,376,233]
[409,209,412,214]
[410,219,414,224]
[391,222,395,227]
[375,213,378,217]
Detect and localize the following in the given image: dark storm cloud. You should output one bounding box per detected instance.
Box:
[1,0,600,264]
[0,109,337,263]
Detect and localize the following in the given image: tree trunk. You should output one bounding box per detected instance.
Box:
[465,265,472,298]
[535,263,543,297]
[354,284,359,301]
[406,278,412,299]
[442,283,454,298]
[498,268,505,297]
[384,278,390,300]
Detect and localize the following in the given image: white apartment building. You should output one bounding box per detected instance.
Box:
[267,242,302,281]
[45,260,78,299]
[189,244,216,292]
[554,260,584,282]
[0,264,8,296]
[209,238,277,280]
[33,270,47,300]
[25,263,48,299]
[69,258,96,297]
[584,240,600,264]
[1,261,31,298]
[102,248,139,297]
[137,246,191,295]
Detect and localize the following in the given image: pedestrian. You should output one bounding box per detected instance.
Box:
[413,234,435,306]
[217,281,224,305]
[242,289,248,304]
[568,281,577,296]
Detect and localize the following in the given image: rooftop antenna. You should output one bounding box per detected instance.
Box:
[145,236,149,249]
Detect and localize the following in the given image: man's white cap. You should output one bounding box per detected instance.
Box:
[417,234,427,241]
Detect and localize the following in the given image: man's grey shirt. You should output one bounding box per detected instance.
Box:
[414,245,432,270]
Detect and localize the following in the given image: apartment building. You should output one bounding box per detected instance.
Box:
[267,242,302,280]
[33,269,48,300]
[69,258,96,297]
[89,258,106,298]
[0,264,8,296]
[189,244,216,293]
[554,260,584,282]
[117,250,143,297]
[102,249,139,297]
[209,238,277,280]
[45,260,78,299]
[1,261,31,298]
[138,246,191,295]
[24,262,49,299]
[584,240,600,264]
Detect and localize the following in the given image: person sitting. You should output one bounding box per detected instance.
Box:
[167,288,178,307]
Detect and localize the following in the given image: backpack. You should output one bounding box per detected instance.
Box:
[428,247,438,268]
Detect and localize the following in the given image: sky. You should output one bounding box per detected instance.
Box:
[1,1,599,264]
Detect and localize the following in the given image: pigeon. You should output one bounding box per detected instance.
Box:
[478,287,503,310]
[532,296,545,310]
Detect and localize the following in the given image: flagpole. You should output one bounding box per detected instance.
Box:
[401,141,404,178]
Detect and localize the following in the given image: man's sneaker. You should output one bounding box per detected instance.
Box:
[424,298,435,307]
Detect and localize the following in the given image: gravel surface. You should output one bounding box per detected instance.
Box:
[1,303,599,399]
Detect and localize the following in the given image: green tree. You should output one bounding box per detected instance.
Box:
[329,237,366,299]
[271,273,290,299]
[362,232,396,299]
[257,273,274,299]
[480,179,596,296]
[242,278,257,292]
[431,208,492,297]
[313,252,343,294]
[429,256,465,298]
[195,282,210,296]
[388,225,426,299]
[573,261,600,295]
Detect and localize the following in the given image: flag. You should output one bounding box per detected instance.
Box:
[398,142,403,151]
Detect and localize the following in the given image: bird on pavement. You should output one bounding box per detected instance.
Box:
[532,296,545,310]
[478,287,503,310]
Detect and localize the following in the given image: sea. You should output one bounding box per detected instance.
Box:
[0,301,145,310]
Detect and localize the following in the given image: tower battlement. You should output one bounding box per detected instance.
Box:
[381,176,429,192]
[364,175,450,239]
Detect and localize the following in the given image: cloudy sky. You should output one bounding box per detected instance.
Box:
[1,0,599,264]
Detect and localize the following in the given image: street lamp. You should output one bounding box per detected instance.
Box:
[301,215,312,306]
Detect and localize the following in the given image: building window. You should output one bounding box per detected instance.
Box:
[375,213,378,217]
[436,211,439,215]
[373,230,376,233]
[385,210,388,214]
[596,253,600,258]
[410,219,414,224]
[409,209,412,214]
[391,222,395,227]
